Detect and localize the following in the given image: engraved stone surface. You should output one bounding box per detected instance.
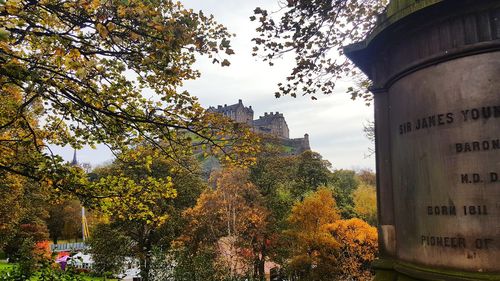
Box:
[345,0,500,276]
[389,52,500,270]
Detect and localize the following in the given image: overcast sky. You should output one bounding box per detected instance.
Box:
[52,0,375,171]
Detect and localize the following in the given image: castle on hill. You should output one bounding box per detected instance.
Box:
[208,99,310,155]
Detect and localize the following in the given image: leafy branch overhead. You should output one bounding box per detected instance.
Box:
[0,0,256,195]
[251,0,387,101]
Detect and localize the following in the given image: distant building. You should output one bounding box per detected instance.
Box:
[253,112,289,139]
[210,99,254,126]
[208,100,310,155]
[71,149,78,166]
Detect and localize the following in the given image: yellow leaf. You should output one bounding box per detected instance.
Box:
[107,22,116,32]
[117,6,127,17]
[54,48,65,57]
[76,67,87,79]
[0,28,10,41]
[130,31,140,41]
[96,23,108,39]
[68,48,81,59]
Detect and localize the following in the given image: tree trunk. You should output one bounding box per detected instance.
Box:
[138,225,152,281]
[140,252,152,281]
[258,241,266,281]
[253,238,259,279]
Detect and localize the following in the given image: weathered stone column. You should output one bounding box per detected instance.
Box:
[345,1,500,280]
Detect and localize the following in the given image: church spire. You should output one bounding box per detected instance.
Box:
[71,149,78,166]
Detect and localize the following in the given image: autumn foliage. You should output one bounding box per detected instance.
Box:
[34,240,52,261]
[181,168,269,278]
[326,218,378,281]
[285,188,378,281]
[353,184,378,226]
[285,188,341,280]
[176,157,378,281]
[0,0,383,279]
[0,0,257,200]
[251,0,387,102]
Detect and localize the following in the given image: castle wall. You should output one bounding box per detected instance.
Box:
[282,134,310,155]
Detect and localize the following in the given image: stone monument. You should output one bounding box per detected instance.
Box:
[345,1,500,280]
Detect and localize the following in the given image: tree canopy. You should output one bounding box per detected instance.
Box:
[180,167,268,280]
[251,0,387,102]
[284,188,377,281]
[88,145,206,280]
[284,188,340,280]
[353,183,377,226]
[1,0,257,197]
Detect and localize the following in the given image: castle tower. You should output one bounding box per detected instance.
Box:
[208,99,254,125]
[253,111,289,139]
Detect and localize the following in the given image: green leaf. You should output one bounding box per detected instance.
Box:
[0,28,10,41]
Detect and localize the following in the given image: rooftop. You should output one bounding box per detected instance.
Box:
[210,99,253,113]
